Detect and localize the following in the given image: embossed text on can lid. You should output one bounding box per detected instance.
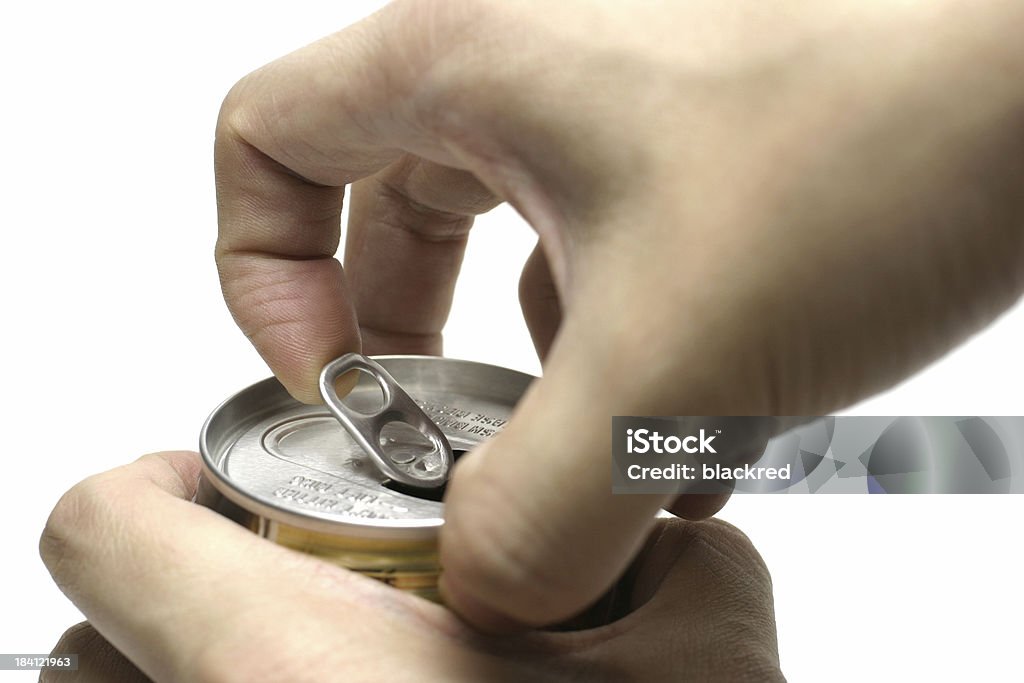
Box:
[199,356,533,541]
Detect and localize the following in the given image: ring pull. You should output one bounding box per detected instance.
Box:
[319,353,453,489]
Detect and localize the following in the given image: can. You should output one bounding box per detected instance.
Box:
[197,355,533,602]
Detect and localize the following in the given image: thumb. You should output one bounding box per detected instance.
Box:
[438,307,676,629]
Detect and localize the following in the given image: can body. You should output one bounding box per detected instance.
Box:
[198,355,532,601]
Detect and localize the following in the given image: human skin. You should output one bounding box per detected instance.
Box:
[39,452,782,682]
[40,0,1024,677]
[210,0,1024,629]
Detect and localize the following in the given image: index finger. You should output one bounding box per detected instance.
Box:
[214,5,468,402]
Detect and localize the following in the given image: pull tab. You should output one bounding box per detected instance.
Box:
[319,354,453,489]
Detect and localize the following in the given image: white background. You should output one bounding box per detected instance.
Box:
[2,2,1021,681]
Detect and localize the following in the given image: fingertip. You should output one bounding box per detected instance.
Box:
[440,432,669,629]
[131,451,204,501]
[220,254,362,406]
[279,347,361,406]
[332,367,361,398]
[284,383,324,405]
[439,445,544,633]
[439,444,577,628]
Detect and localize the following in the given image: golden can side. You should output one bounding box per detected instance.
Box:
[271,524,440,602]
[195,474,442,602]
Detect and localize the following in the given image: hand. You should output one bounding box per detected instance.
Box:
[214,0,1024,627]
[39,452,782,682]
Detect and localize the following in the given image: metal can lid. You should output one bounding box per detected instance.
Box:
[200,356,533,540]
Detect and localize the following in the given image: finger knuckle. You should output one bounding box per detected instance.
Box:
[39,487,88,589]
[217,73,263,144]
[397,1,507,133]
[39,476,117,591]
[373,177,474,243]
